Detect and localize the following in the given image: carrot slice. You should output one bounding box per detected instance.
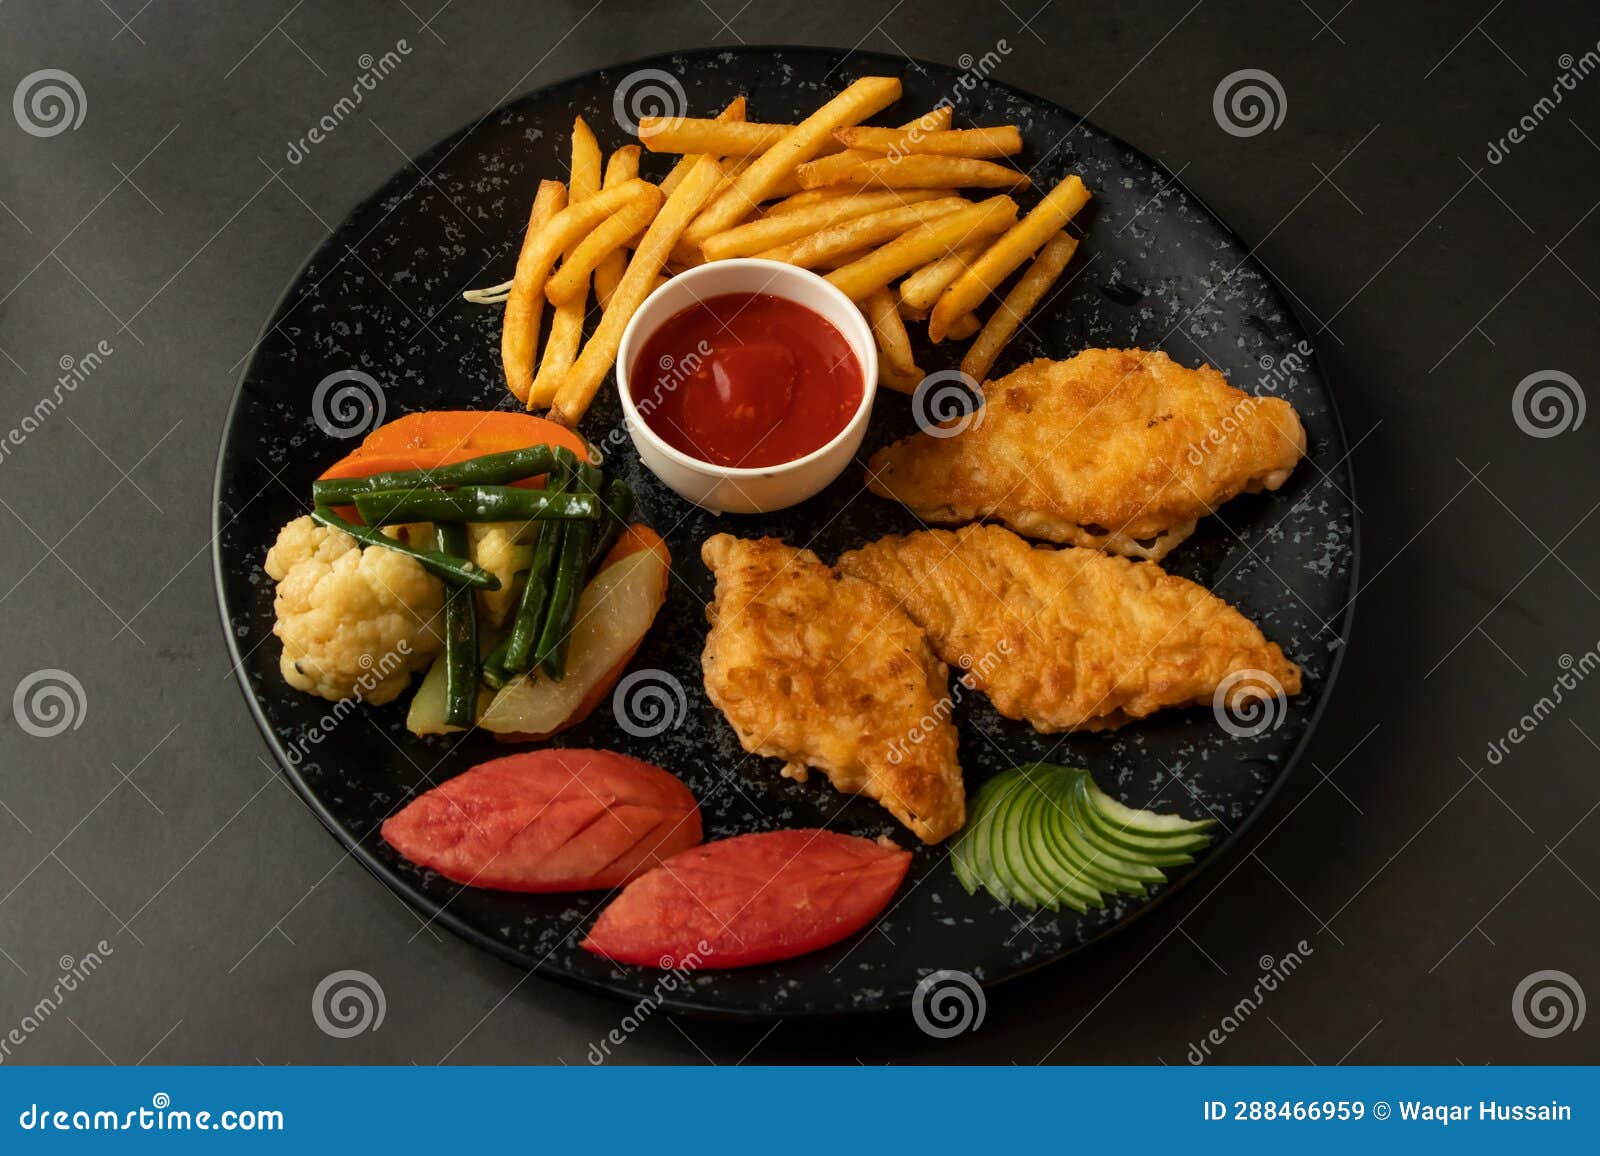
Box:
[317,410,590,485]
[582,829,911,968]
[381,749,701,893]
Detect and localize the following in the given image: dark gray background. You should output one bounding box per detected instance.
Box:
[2,0,1597,1065]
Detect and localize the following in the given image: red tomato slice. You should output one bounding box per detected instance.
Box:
[581,829,911,969]
[380,750,701,893]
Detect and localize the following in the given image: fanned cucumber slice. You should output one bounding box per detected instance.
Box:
[1071,778,1201,867]
[1042,773,1148,897]
[1086,778,1216,836]
[1076,777,1213,856]
[952,776,1008,894]
[1017,775,1102,912]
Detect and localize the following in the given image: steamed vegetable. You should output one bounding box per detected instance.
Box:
[433,522,479,729]
[381,749,702,892]
[352,485,599,527]
[951,764,1215,911]
[309,506,499,589]
[533,459,601,681]
[311,445,558,506]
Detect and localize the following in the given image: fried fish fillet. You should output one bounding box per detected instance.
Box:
[837,524,1302,733]
[701,534,965,844]
[867,348,1306,560]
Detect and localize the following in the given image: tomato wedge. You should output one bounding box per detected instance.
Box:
[380,749,701,893]
[581,830,912,968]
[318,410,589,483]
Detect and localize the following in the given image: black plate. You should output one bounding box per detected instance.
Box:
[214,46,1356,1018]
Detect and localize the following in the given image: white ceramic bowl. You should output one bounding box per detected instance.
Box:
[615,258,877,515]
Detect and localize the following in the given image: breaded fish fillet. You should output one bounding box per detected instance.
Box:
[837,524,1302,733]
[701,534,964,844]
[867,348,1306,560]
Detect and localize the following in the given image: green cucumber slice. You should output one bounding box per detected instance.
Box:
[1017,773,1102,911]
[1077,777,1213,856]
[1041,773,1148,897]
[1071,778,1199,869]
[1002,777,1064,909]
[952,776,1008,895]
[1087,778,1216,836]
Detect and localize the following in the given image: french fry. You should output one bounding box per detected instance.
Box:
[669,156,755,263]
[702,188,955,263]
[759,196,971,268]
[764,107,951,199]
[797,153,1029,191]
[863,288,919,387]
[554,156,724,425]
[929,173,1090,341]
[498,180,567,402]
[762,187,856,217]
[546,185,664,306]
[639,117,793,156]
[824,195,1018,301]
[896,299,928,321]
[899,238,986,312]
[833,124,1023,157]
[879,360,924,394]
[680,76,903,251]
[944,311,982,341]
[959,231,1079,383]
[528,118,604,408]
[659,97,745,198]
[593,145,641,309]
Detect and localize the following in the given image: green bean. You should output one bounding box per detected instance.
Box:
[534,460,601,682]
[434,523,478,729]
[352,485,598,527]
[310,445,557,506]
[502,450,577,674]
[586,478,635,579]
[310,506,499,590]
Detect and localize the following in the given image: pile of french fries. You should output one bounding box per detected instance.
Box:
[467,76,1091,426]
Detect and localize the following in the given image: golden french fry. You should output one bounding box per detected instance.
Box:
[798,153,1028,191]
[897,299,928,321]
[554,156,724,425]
[764,107,950,199]
[863,288,919,383]
[824,195,1017,301]
[944,311,981,341]
[879,359,924,394]
[762,187,856,216]
[759,196,971,268]
[546,186,663,306]
[639,117,793,155]
[833,124,1023,157]
[899,238,987,312]
[668,156,755,263]
[528,119,604,408]
[593,145,641,309]
[680,76,902,250]
[960,231,1079,382]
[658,97,745,198]
[499,180,567,403]
[702,189,956,263]
[930,173,1089,341]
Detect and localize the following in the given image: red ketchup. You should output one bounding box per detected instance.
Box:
[630,293,863,469]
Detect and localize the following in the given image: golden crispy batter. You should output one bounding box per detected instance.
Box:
[837,524,1302,733]
[867,348,1306,560]
[701,534,965,843]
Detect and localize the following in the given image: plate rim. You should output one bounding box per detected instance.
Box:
[211,42,1361,1022]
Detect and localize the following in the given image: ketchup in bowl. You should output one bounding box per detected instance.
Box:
[629,292,864,469]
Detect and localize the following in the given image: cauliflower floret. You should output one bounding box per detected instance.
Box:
[469,522,536,627]
[264,516,445,705]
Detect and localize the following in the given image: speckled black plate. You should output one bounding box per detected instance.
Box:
[214,46,1356,1019]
